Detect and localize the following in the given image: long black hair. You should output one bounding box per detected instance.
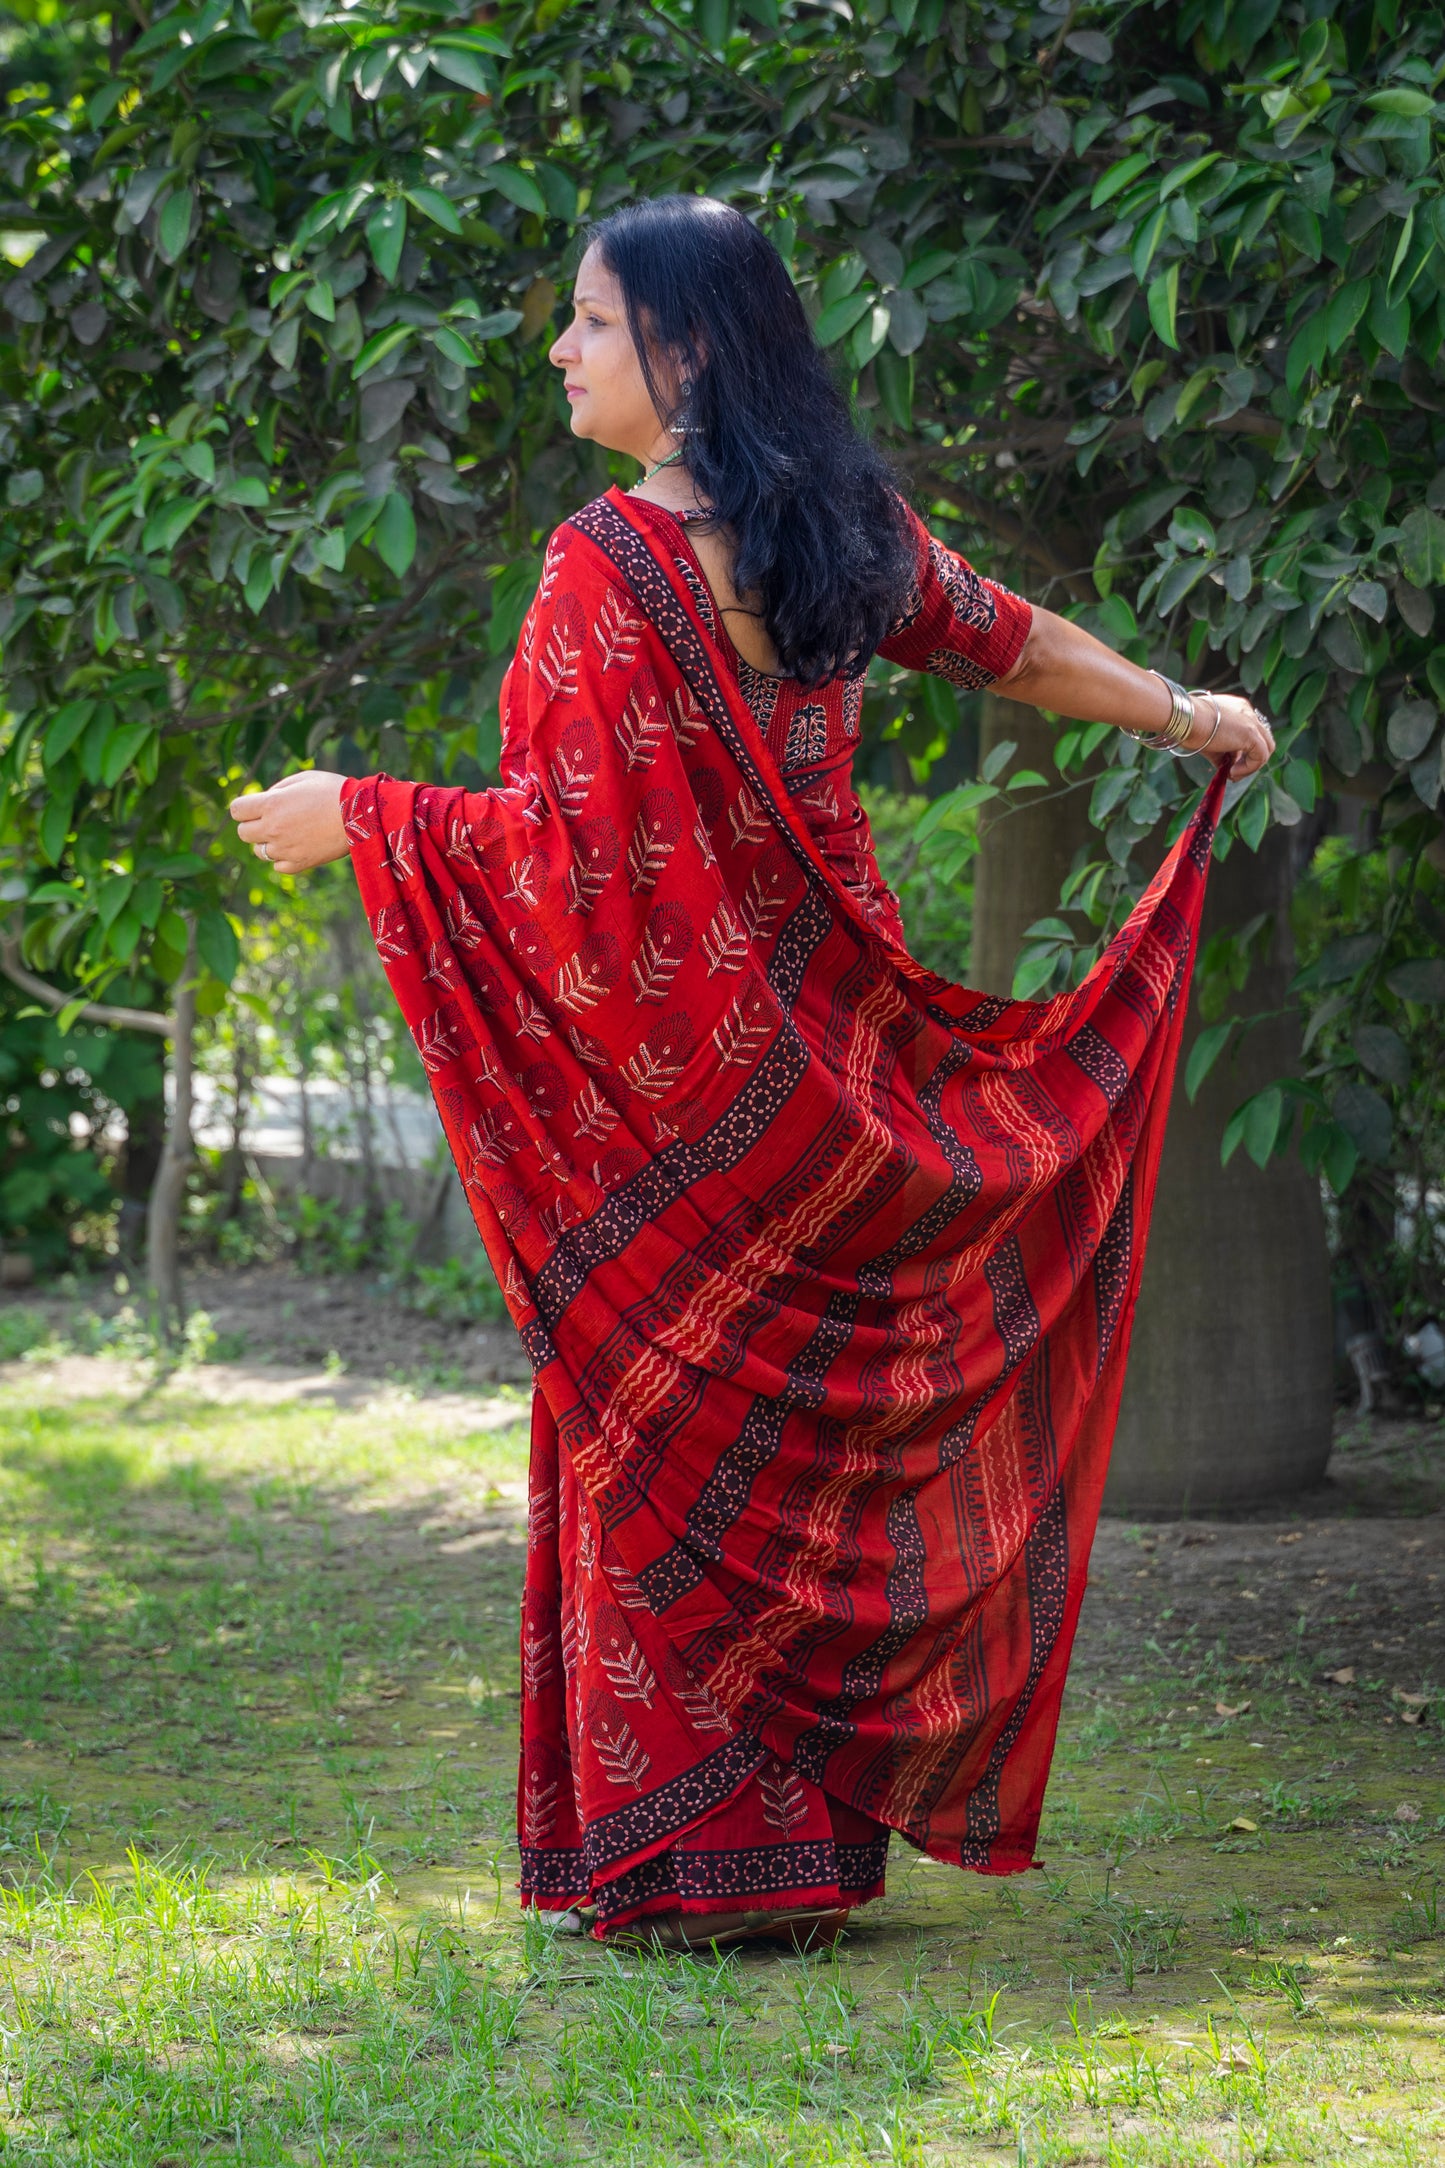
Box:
[588,195,915,686]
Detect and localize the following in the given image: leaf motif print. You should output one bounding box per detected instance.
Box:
[760,1760,809,1834]
[417,1000,474,1074]
[539,1194,580,1242]
[466,1103,523,1172]
[384,824,417,884]
[572,1075,619,1143]
[371,904,412,961]
[563,816,619,916]
[621,1011,695,1101]
[576,1513,597,1572]
[615,669,668,771]
[503,1256,528,1309]
[676,1682,732,1735]
[781,700,828,772]
[508,915,556,979]
[594,1715,651,1792]
[671,551,716,634]
[593,1142,645,1191]
[514,987,553,1043]
[667,683,707,750]
[800,778,840,824]
[626,788,681,893]
[537,536,566,607]
[549,716,600,817]
[445,892,486,952]
[519,1060,567,1122]
[629,900,694,1003]
[342,797,375,845]
[444,815,505,877]
[535,592,585,702]
[693,817,717,871]
[522,1624,556,1699]
[523,1768,558,1844]
[554,929,622,1015]
[592,585,645,671]
[599,1636,656,1707]
[712,974,774,1070]
[422,941,456,989]
[490,1180,529,1235]
[607,1567,649,1612]
[727,782,772,849]
[740,844,800,946]
[567,1023,612,1070]
[527,1482,556,1546]
[690,764,725,830]
[701,898,748,976]
[504,848,549,909]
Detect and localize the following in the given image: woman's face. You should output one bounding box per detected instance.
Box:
[548,244,671,465]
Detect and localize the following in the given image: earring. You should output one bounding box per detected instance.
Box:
[672,382,696,437]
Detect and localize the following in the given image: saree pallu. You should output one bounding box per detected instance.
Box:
[343,487,1225,1935]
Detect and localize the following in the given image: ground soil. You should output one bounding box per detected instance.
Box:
[10,1261,1442,1685]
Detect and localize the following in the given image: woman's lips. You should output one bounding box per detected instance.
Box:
[565,386,586,401]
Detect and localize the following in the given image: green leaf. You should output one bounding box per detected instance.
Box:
[1185,1020,1233,1102]
[218,474,269,508]
[1386,699,1437,762]
[156,185,195,266]
[1385,958,1445,1002]
[427,43,494,92]
[374,491,417,578]
[141,495,204,556]
[1241,1085,1283,1169]
[1146,262,1180,351]
[981,738,1017,783]
[431,325,477,369]
[1333,1079,1392,1164]
[366,196,407,284]
[1352,1023,1410,1088]
[1316,933,1381,985]
[1091,151,1152,209]
[485,164,547,216]
[39,793,75,866]
[350,324,414,381]
[44,699,96,768]
[405,186,463,237]
[99,721,156,789]
[1366,86,1436,116]
[1012,946,1063,999]
[196,910,240,986]
[813,291,874,346]
[1324,278,1370,354]
[1398,507,1445,588]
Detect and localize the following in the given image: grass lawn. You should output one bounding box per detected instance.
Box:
[0,1327,1441,2165]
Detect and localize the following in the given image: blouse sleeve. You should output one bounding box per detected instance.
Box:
[876,505,1032,690]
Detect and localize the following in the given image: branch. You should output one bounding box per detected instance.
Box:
[0,934,174,1037]
[898,453,1093,600]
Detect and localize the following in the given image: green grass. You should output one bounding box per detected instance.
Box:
[0,1363,1442,2164]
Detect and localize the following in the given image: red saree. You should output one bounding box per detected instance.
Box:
[343,487,1224,1935]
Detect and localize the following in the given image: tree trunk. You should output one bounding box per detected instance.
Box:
[147,929,198,1338]
[1105,828,1334,1514]
[969,696,1334,1513]
[970,693,1092,991]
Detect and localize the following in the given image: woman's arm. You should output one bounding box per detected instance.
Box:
[998,604,1275,780]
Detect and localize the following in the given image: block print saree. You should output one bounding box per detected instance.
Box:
[343,486,1225,1936]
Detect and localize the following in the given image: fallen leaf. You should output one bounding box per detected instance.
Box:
[1216,2044,1254,2073]
[1394,1802,1422,1823]
[466,1674,487,1707]
[143,1643,174,1659]
[1229,1816,1259,1833]
[1215,1700,1251,1718]
[1394,1690,1429,1708]
[1400,1705,1428,1726]
[1322,1667,1356,1686]
[1275,1531,1304,1546]
[268,1833,296,1847]
[1239,1589,1260,1601]
[374,1686,406,1701]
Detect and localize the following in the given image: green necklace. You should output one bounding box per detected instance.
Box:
[641,444,687,483]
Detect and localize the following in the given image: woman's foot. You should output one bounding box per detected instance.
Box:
[603,1904,851,1954]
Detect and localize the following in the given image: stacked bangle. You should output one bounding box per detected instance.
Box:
[1130,670,1195,754]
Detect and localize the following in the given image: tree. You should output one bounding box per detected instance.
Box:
[3,0,1443,1339]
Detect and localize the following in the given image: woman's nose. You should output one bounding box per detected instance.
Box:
[548,327,575,367]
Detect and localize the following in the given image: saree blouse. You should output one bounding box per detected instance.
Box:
[502,496,1032,951]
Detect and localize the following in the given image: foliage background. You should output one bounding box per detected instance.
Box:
[2,0,1444,1342]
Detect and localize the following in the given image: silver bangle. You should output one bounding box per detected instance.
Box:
[1130,670,1195,754]
[1189,689,1223,753]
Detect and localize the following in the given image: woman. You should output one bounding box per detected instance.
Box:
[231,197,1273,1952]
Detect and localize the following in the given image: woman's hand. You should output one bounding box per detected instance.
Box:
[228,771,349,875]
[1184,691,1275,779]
